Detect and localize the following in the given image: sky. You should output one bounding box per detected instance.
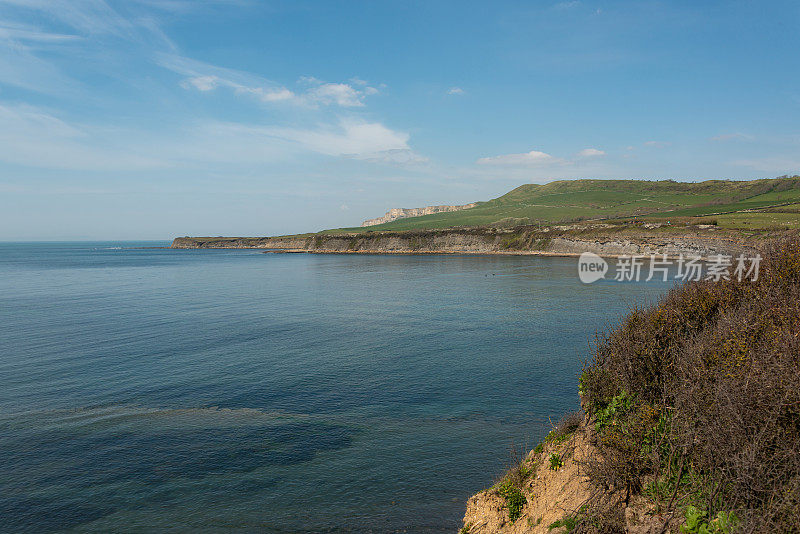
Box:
[0,0,799,240]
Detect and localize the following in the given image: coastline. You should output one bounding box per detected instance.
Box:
[264,248,711,259]
[172,225,766,260]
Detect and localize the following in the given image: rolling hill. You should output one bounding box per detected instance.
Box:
[325,176,800,233]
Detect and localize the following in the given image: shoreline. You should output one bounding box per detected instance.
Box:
[171,226,769,260]
[262,248,714,260]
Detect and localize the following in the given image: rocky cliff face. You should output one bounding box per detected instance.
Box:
[461,419,673,533]
[171,227,761,259]
[360,203,478,227]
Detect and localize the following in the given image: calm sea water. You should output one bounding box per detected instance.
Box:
[0,242,674,533]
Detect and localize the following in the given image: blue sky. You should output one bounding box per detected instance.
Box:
[1,0,798,239]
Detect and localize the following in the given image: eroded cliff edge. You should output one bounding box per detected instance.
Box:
[462,238,800,533]
[171,224,764,259]
[461,417,672,534]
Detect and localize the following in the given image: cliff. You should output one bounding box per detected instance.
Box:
[360,203,478,227]
[171,224,762,259]
[462,418,670,533]
[461,237,800,533]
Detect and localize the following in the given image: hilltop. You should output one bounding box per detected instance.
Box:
[172,176,800,255]
[324,176,800,233]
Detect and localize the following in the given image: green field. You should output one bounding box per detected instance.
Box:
[324,176,800,233]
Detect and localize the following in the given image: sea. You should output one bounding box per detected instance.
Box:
[0,242,675,532]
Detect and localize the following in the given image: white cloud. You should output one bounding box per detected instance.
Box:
[447,87,465,95]
[162,55,379,108]
[161,54,301,104]
[300,76,379,107]
[578,148,605,157]
[266,120,410,157]
[306,82,364,107]
[0,103,414,170]
[644,140,670,147]
[476,149,556,166]
[183,75,217,91]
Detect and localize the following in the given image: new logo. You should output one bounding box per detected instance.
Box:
[578,252,609,284]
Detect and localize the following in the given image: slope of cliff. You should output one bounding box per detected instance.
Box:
[171,223,765,259]
[461,237,800,533]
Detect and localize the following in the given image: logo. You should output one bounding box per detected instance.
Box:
[578,252,609,284]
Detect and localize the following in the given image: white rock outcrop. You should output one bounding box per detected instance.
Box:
[360,203,477,227]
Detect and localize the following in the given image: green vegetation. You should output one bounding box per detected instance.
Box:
[497,478,527,522]
[529,516,543,528]
[548,506,587,532]
[492,444,534,522]
[548,453,563,471]
[545,412,582,445]
[575,237,800,532]
[326,176,800,233]
[681,507,738,534]
[592,390,633,433]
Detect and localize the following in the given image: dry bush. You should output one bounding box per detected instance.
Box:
[578,236,800,532]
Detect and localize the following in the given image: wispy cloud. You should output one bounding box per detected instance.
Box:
[0,0,178,93]
[161,54,380,108]
[358,148,429,165]
[0,103,169,170]
[0,0,134,36]
[476,146,611,168]
[251,119,410,158]
[553,1,581,9]
[710,132,754,142]
[644,140,670,148]
[160,54,299,103]
[447,87,465,95]
[0,103,416,170]
[476,149,558,166]
[300,76,377,107]
[0,22,82,44]
[577,147,605,157]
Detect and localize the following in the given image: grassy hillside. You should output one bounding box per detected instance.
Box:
[325,176,800,233]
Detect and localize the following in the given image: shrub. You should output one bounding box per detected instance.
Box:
[547,506,588,532]
[492,443,531,522]
[498,479,526,521]
[549,453,563,471]
[680,507,738,534]
[544,411,584,446]
[579,237,800,532]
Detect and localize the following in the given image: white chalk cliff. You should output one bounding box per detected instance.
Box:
[360,203,478,227]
